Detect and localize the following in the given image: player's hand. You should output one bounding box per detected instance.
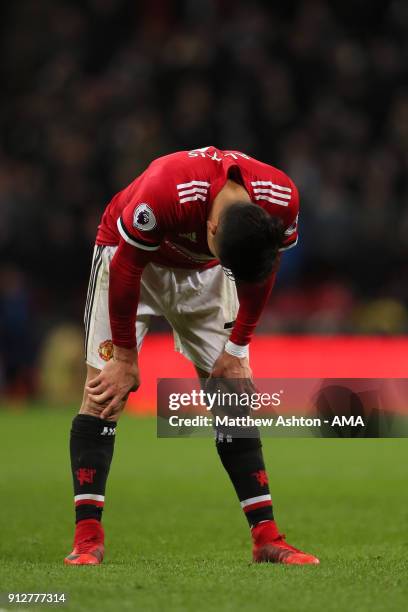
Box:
[211,350,252,379]
[207,351,256,421]
[86,347,139,419]
[210,351,255,393]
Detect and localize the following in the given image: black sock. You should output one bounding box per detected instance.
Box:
[70,414,117,523]
[216,433,274,527]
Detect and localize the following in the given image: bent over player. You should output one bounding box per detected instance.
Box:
[64,146,319,566]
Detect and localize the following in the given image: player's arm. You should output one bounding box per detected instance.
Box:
[210,271,277,382]
[87,199,162,418]
[86,238,151,418]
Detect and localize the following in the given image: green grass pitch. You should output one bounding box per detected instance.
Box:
[0,407,407,612]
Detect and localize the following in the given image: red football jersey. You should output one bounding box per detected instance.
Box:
[97,146,299,269]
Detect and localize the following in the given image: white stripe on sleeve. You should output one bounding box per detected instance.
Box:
[117,217,160,251]
[254,195,289,207]
[177,180,210,189]
[251,180,292,192]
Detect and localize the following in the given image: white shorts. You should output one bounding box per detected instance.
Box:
[84,245,239,372]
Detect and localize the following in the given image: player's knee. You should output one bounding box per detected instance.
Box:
[79,393,102,418]
[80,392,125,422]
[79,366,103,417]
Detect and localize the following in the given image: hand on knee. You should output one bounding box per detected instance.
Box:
[80,394,125,421]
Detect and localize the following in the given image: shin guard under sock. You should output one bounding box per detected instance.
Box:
[70,414,117,523]
[216,435,274,527]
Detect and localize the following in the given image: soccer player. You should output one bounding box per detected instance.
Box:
[64,146,319,566]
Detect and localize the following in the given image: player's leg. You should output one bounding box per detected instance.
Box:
[172,267,319,564]
[65,245,150,565]
[170,268,278,534]
[65,246,120,565]
[65,364,126,565]
[72,364,125,519]
[196,366,275,528]
[170,269,280,550]
[194,366,284,556]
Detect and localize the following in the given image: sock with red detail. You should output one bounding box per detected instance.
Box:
[70,414,117,523]
[216,434,274,527]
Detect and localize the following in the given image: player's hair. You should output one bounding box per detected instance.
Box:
[217,202,284,283]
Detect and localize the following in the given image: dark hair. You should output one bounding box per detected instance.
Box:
[217,202,284,283]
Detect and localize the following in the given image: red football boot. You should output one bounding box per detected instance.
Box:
[252,520,319,565]
[64,519,104,565]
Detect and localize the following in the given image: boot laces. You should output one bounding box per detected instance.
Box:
[76,534,101,554]
[273,534,301,553]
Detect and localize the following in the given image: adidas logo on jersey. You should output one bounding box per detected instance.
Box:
[176,181,210,204]
[251,181,292,207]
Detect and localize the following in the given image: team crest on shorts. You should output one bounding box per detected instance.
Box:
[133,203,156,231]
[98,339,114,361]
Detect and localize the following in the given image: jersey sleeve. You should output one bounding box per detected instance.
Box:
[230,271,277,346]
[279,179,299,252]
[109,239,150,348]
[109,176,176,348]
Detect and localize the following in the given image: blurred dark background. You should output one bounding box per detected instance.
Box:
[1,0,408,397]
